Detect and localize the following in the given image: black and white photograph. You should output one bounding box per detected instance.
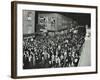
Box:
[11,1,97,78]
[23,10,91,69]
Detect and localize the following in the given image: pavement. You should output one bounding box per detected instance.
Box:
[78,37,91,66]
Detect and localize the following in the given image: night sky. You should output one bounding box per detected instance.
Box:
[63,12,91,27]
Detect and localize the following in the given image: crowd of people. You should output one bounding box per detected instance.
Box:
[23,26,86,69]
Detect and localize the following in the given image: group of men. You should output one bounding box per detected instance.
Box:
[23,26,86,69]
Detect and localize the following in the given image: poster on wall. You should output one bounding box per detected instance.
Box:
[11,1,98,78]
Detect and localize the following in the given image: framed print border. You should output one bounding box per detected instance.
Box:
[11,1,98,79]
